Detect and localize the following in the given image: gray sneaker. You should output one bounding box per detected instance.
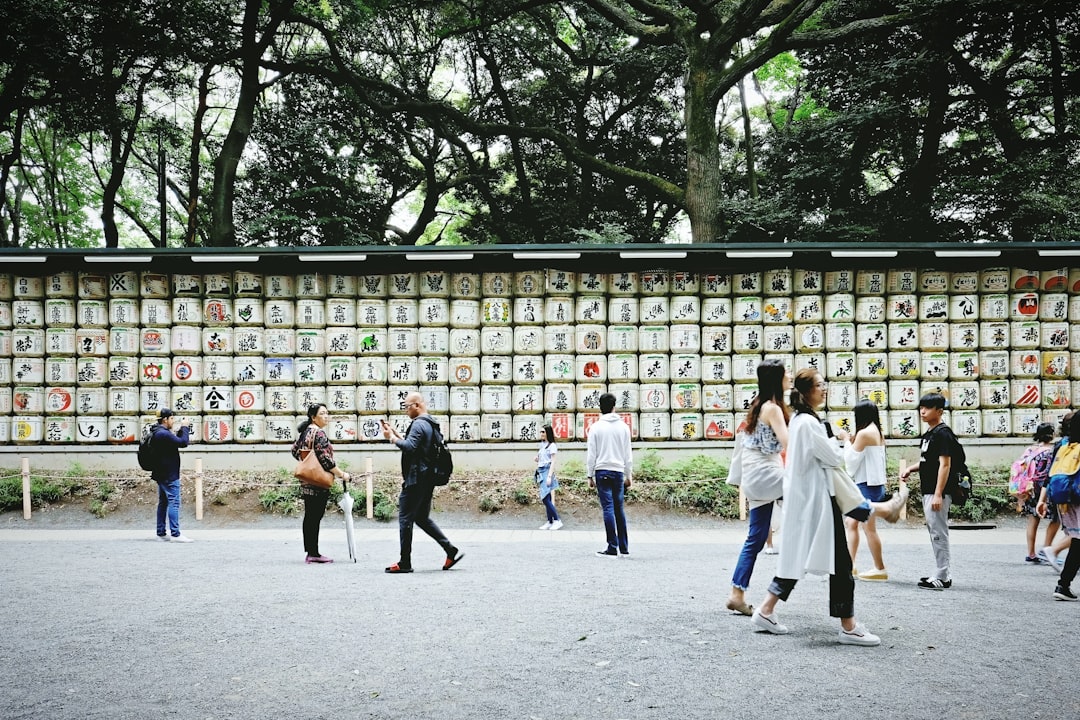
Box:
[156,535,170,542]
[839,623,881,646]
[751,610,789,635]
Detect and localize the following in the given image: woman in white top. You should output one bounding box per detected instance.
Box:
[844,400,890,581]
[750,370,881,646]
[535,425,562,530]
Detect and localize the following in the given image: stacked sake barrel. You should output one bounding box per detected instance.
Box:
[0,264,1077,446]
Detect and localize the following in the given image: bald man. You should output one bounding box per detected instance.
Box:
[381,393,463,573]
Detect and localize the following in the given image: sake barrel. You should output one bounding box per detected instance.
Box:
[666,272,695,294]
[480,327,513,355]
[293,357,324,386]
[12,386,44,414]
[232,328,263,355]
[170,297,201,326]
[138,387,169,415]
[980,380,1010,407]
[703,413,735,440]
[265,415,297,443]
[855,353,889,381]
[669,354,700,383]
[263,300,295,328]
[448,416,480,443]
[76,386,107,414]
[45,327,76,356]
[234,357,265,384]
[1042,268,1069,293]
[44,416,76,443]
[512,297,543,325]
[200,327,232,355]
[979,294,1009,321]
[885,294,917,322]
[137,298,169,328]
[325,386,355,413]
[137,357,169,386]
[574,355,604,382]
[791,325,823,353]
[733,325,764,354]
[356,298,388,327]
[449,357,479,385]
[1043,322,1069,350]
[326,327,357,355]
[670,296,701,324]
[703,384,733,412]
[920,352,949,381]
[670,325,701,353]
[609,297,639,325]
[1011,292,1040,320]
[703,326,733,354]
[950,381,980,409]
[982,409,1011,437]
[13,276,44,298]
[731,383,758,414]
[733,296,763,324]
[1040,294,1069,322]
[480,272,511,297]
[982,268,1012,293]
[827,413,855,438]
[165,325,198,356]
[512,271,544,297]
[0,357,10,385]
[418,298,450,326]
[387,299,419,326]
[294,329,325,357]
[480,355,513,384]
[324,415,357,444]
[948,352,979,380]
[106,356,137,386]
[480,414,513,442]
[323,356,355,385]
[1073,353,1080,379]
[1011,321,1040,350]
[449,330,479,358]
[608,383,639,412]
[295,387,326,413]
[264,357,295,385]
[228,297,262,326]
[950,294,979,322]
[826,382,857,410]
[233,385,265,414]
[918,323,949,351]
[639,354,668,383]
[356,328,387,356]
[1042,351,1070,379]
[758,325,791,354]
[733,354,765,383]
[448,386,479,415]
[514,326,544,355]
[821,271,852,294]
[882,269,917,294]
[950,324,979,352]
[512,385,542,414]
[170,356,201,386]
[608,354,638,382]
[574,272,606,294]
[234,415,265,443]
[1012,409,1043,437]
[855,324,887,352]
[201,415,233,443]
[571,296,605,324]
[13,416,44,444]
[292,299,324,328]
[702,297,733,325]
[480,385,511,413]
[416,271,449,298]
[702,356,732,384]
[1042,379,1071,408]
[356,386,388,414]
[670,413,703,440]
[980,351,1010,379]
[607,325,638,353]
[670,383,701,411]
[450,273,481,299]
[824,323,855,351]
[356,275,387,298]
[1011,379,1041,407]
[1011,268,1041,291]
[949,270,978,294]
[826,353,856,382]
[888,380,920,409]
[919,295,949,322]
[639,326,669,353]
[979,322,1009,350]
[701,273,733,296]
[640,384,670,411]
[75,356,107,385]
[638,271,668,295]
[43,298,76,328]
[43,356,75,385]
[543,297,573,325]
[74,414,109,443]
[418,356,449,385]
[544,355,574,382]
[609,272,638,296]
[576,384,605,413]
[638,412,671,440]
[888,352,920,379]
[757,268,789,296]
[548,413,575,441]
[418,327,449,355]
[853,296,886,326]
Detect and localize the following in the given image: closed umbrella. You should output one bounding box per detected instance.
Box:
[338,479,357,563]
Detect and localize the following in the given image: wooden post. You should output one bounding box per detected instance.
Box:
[365,456,374,520]
[194,457,204,520]
[899,457,908,522]
[21,457,31,520]
[738,486,747,521]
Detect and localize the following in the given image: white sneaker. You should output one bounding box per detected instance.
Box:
[549,520,563,530]
[538,522,551,530]
[839,623,881,646]
[1039,546,1061,570]
[751,610,789,635]
[172,535,194,543]
[156,535,170,542]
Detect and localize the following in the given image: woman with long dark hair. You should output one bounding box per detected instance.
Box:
[845,400,891,581]
[750,369,881,645]
[291,403,350,564]
[726,359,790,616]
[536,424,562,530]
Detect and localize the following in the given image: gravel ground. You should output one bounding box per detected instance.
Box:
[1,509,1076,720]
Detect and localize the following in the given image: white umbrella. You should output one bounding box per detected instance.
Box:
[338,479,357,563]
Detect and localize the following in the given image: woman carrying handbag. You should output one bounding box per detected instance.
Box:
[291,403,350,564]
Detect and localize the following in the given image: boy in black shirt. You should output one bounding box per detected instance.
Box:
[900,394,964,590]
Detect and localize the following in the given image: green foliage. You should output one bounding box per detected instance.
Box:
[633,454,741,517]
[373,500,395,522]
[259,482,303,516]
[512,481,533,506]
[951,465,1015,523]
[478,493,502,513]
[0,473,81,511]
[89,480,115,518]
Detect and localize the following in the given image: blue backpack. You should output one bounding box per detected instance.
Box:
[1046,439,1080,504]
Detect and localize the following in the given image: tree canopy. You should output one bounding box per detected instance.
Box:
[1,0,1077,247]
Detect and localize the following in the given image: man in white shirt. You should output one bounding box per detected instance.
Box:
[586,393,633,557]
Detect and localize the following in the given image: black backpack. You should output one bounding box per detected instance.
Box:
[137,426,158,472]
[418,417,453,486]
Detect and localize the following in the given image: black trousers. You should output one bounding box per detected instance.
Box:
[398,481,454,567]
[301,487,329,556]
[1060,537,1080,588]
[767,498,856,619]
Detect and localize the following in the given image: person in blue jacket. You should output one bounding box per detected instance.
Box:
[151,408,193,543]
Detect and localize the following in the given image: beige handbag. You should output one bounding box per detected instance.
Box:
[294,429,334,489]
[831,465,865,515]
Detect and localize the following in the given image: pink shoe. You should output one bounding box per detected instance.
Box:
[305,554,333,564]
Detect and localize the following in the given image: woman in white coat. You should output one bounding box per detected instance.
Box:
[750,369,881,646]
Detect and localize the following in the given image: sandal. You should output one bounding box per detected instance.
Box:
[725,599,755,616]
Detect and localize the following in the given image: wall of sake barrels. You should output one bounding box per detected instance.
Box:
[0,265,1075,446]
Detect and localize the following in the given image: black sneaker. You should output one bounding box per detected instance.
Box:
[1053,585,1077,601]
[596,548,618,557]
[918,577,952,590]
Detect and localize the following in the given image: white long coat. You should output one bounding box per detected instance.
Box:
[776,413,844,579]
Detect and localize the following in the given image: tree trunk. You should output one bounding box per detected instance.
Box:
[186,65,212,247]
[738,76,758,199]
[683,56,723,243]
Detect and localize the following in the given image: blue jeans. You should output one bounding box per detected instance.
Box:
[156,478,181,537]
[595,470,629,553]
[538,465,559,522]
[542,494,559,523]
[732,502,774,590]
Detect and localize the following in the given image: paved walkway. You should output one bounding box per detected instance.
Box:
[1,517,1074,720]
